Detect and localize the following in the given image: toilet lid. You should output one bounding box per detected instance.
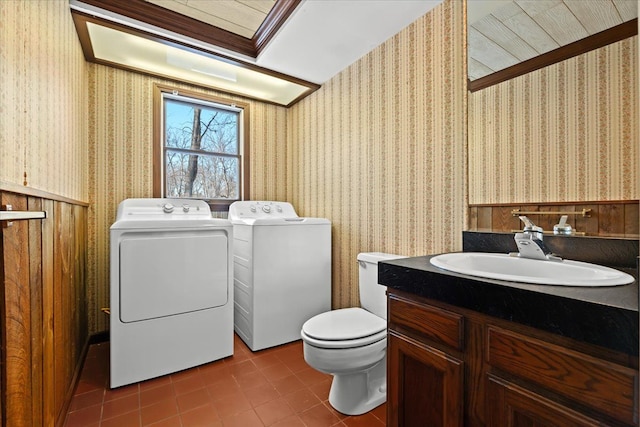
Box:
[302,307,386,341]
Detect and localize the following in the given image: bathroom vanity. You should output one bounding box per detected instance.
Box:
[380,232,639,427]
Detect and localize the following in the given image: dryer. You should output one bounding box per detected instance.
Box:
[229,201,331,351]
[110,198,233,388]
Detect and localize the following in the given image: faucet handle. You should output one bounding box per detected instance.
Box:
[553,215,573,235]
[518,216,542,232]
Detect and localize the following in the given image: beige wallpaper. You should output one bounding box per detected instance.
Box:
[5,0,466,332]
[469,36,638,204]
[288,0,467,309]
[87,0,466,331]
[5,0,635,334]
[87,65,289,333]
[0,0,88,201]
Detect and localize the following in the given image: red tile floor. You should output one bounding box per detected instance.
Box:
[64,334,386,426]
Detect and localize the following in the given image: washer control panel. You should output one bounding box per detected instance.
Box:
[229,201,296,219]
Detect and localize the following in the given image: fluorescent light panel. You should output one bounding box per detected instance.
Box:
[87,22,310,105]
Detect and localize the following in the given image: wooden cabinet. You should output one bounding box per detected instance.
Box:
[388,331,464,427]
[387,289,639,427]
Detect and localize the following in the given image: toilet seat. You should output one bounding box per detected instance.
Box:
[301,307,387,349]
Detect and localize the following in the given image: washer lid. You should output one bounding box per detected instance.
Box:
[302,307,386,341]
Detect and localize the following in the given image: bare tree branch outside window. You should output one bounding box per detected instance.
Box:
[163,98,241,202]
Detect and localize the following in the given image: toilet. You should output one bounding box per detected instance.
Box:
[300,252,405,415]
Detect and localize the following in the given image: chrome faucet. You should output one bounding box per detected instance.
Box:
[512,216,562,261]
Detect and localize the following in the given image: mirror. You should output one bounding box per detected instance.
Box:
[467,0,638,91]
[466,0,638,226]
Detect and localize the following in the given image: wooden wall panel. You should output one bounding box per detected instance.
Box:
[0,192,88,426]
[53,201,68,414]
[468,201,639,237]
[573,204,600,235]
[0,193,32,426]
[624,203,639,234]
[490,206,519,232]
[42,199,56,426]
[28,197,44,427]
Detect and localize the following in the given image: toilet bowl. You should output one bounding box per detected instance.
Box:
[300,252,404,416]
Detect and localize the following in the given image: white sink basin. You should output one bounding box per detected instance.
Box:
[429,252,635,287]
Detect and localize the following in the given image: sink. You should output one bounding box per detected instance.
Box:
[429,252,635,287]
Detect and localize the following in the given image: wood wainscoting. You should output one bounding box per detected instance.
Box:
[0,191,88,426]
[468,200,639,237]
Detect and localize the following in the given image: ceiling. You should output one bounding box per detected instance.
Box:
[70,0,442,86]
[142,0,277,39]
[467,0,638,81]
[70,0,638,100]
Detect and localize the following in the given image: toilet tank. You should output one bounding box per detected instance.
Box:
[357,252,405,320]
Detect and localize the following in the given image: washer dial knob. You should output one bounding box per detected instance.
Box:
[162,203,174,213]
[262,205,271,213]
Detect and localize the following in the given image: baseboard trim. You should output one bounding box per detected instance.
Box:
[89,330,110,344]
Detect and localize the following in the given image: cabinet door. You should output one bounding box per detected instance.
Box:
[487,375,604,427]
[387,331,464,427]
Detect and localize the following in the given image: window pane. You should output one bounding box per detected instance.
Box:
[200,109,238,154]
[165,149,239,200]
[165,99,238,154]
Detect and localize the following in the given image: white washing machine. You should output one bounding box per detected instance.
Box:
[110,198,233,388]
[229,201,331,351]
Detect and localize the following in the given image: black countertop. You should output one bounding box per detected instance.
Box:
[379,254,638,356]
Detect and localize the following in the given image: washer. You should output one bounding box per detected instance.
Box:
[229,201,331,351]
[110,198,233,388]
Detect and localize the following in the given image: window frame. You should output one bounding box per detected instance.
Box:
[153,84,250,211]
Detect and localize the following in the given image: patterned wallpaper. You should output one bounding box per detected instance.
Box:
[0,0,88,201]
[287,0,467,309]
[8,0,635,333]
[468,36,638,204]
[87,65,289,333]
[2,0,465,335]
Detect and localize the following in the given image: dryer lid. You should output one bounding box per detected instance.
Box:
[302,307,386,341]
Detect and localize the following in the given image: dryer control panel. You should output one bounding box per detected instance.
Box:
[229,201,298,219]
[115,198,211,221]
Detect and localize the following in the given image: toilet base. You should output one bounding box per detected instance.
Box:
[327,356,387,416]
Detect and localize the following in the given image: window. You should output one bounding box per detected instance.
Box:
[154,85,249,211]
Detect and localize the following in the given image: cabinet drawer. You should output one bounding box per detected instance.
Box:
[487,327,638,426]
[389,295,464,351]
[487,375,605,427]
